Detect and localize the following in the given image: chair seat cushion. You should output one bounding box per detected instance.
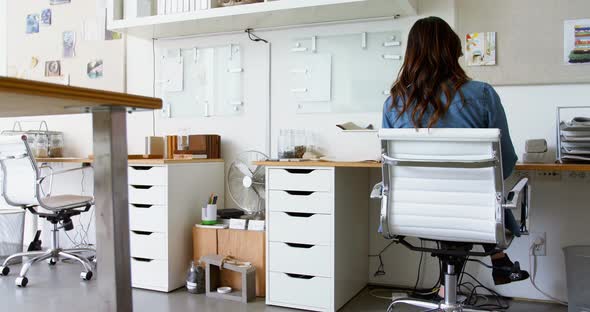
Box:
[41,195,93,210]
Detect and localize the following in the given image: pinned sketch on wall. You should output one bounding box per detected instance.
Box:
[41,9,52,26]
[26,14,40,34]
[62,31,76,57]
[465,32,496,66]
[50,0,71,5]
[564,19,590,65]
[87,60,104,79]
[45,61,61,77]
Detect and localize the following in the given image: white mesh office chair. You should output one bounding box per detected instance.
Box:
[375,128,529,312]
[0,135,95,287]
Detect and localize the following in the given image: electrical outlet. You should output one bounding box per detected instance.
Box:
[530,232,546,256]
[536,171,561,182]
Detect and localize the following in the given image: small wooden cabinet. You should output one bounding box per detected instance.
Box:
[192,227,266,296]
[127,160,224,292]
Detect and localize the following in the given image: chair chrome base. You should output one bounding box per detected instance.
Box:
[387,263,499,312]
[0,224,95,287]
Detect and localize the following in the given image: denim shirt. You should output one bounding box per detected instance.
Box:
[382,80,517,178]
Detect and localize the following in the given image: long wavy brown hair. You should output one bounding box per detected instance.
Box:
[390,16,470,128]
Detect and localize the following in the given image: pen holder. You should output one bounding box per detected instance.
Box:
[201,204,217,225]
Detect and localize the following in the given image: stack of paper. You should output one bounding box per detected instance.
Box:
[560,117,590,162]
[157,0,207,15]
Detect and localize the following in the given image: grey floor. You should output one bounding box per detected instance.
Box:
[0,261,566,312]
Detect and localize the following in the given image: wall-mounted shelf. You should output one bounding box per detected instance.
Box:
[109,0,418,39]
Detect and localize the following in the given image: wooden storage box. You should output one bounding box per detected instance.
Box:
[192,227,265,297]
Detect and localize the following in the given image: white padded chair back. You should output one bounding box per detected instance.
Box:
[379,128,504,245]
[0,135,39,206]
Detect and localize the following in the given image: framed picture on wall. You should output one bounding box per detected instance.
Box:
[564,19,590,65]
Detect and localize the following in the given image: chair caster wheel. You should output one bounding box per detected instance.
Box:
[0,266,9,276]
[48,258,57,266]
[81,271,93,281]
[15,276,28,287]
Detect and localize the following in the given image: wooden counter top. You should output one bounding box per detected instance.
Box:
[255,160,590,172]
[0,77,161,117]
[36,157,224,164]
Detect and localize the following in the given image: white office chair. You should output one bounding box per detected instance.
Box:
[0,135,95,287]
[375,128,529,312]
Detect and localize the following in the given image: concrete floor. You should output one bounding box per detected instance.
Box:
[0,261,567,312]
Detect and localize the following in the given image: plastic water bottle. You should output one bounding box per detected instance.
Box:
[186,261,205,294]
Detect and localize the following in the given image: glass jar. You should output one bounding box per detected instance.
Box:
[278,129,294,159]
[33,135,48,158]
[48,133,64,157]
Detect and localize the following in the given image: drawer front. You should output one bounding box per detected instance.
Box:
[269,211,332,245]
[129,204,167,233]
[269,242,331,277]
[268,190,333,214]
[268,168,332,192]
[129,185,168,205]
[130,231,167,260]
[269,271,331,310]
[128,165,167,186]
[131,257,168,289]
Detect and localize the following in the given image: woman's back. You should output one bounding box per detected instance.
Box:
[383,80,518,178]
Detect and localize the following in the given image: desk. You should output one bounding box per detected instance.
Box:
[37,157,224,165]
[0,77,161,312]
[256,160,590,171]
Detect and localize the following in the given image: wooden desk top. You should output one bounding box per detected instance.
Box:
[0,77,162,117]
[255,160,590,172]
[36,157,224,165]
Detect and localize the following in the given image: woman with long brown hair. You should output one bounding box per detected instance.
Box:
[383,16,529,287]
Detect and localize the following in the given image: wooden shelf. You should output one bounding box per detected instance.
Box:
[0,77,161,117]
[109,0,418,38]
[514,163,590,172]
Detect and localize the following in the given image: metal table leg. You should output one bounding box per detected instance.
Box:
[92,107,132,312]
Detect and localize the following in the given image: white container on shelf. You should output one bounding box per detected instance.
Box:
[126,0,156,18]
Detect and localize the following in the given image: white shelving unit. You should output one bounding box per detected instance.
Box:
[109,0,418,38]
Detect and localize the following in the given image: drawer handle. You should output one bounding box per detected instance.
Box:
[130,166,154,171]
[132,257,153,262]
[285,243,314,249]
[284,169,314,174]
[285,212,314,218]
[285,273,314,280]
[131,204,153,209]
[285,190,314,196]
[131,230,153,236]
[130,185,153,190]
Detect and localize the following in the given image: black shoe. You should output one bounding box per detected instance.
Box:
[492,255,530,285]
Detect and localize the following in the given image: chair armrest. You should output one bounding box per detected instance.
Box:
[0,153,28,161]
[502,177,529,210]
[371,182,383,199]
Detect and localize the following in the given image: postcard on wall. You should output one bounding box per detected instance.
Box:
[45,61,61,77]
[63,31,76,58]
[564,19,590,65]
[465,32,496,66]
[41,9,52,25]
[50,0,71,5]
[87,60,104,79]
[26,14,39,34]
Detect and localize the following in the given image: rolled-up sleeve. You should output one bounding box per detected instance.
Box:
[483,85,517,178]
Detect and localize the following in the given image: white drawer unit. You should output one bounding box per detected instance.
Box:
[268,190,334,214]
[268,242,331,277]
[269,272,332,310]
[127,161,225,292]
[266,166,369,312]
[267,168,333,192]
[268,211,332,245]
